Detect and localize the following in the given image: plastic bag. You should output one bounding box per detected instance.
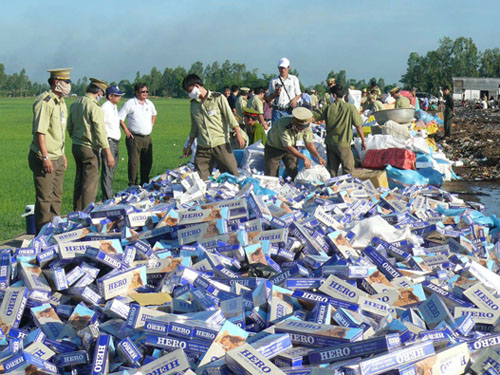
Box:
[380,120,412,140]
[295,164,331,183]
[385,165,442,188]
[241,141,265,171]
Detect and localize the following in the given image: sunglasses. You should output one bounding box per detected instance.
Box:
[139,90,149,93]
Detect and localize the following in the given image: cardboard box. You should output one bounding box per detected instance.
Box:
[351,168,389,189]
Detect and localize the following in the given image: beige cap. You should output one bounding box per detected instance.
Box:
[89,77,109,92]
[240,87,250,94]
[327,78,336,85]
[48,68,72,81]
[390,86,400,94]
[292,107,313,126]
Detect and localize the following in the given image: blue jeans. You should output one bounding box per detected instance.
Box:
[271,109,291,124]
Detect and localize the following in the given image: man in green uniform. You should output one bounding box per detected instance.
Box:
[369,80,382,99]
[443,85,455,137]
[182,74,245,180]
[322,78,336,107]
[28,68,72,233]
[67,78,115,211]
[310,90,319,110]
[264,107,325,179]
[367,94,385,112]
[247,87,268,130]
[390,87,411,109]
[235,87,250,126]
[314,85,366,177]
[243,107,267,145]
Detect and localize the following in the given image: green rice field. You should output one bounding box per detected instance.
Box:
[0,97,191,241]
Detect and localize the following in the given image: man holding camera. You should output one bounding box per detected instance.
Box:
[266,57,302,124]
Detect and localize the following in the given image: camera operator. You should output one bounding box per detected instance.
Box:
[266,57,302,124]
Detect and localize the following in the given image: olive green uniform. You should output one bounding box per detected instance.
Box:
[264,116,313,179]
[373,100,385,112]
[371,86,382,98]
[68,94,110,211]
[247,95,264,116]
[235,95,248,125]
[190,91,240,180]
[314,99,363,176]
[322,92,331,106]
[395,95,411,109]
[310,94,319,110]
[28,90,67,232]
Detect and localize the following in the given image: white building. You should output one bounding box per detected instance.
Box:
[452,77,500,101]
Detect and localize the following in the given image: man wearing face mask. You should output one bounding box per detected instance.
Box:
[119,83,157,186]
[182,74,245,180]
[28,68,72,233]
[67,78,115,211]
[264,107,325,180]
[313,84,366,177]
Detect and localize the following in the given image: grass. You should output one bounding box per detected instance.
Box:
[0,97,192,241]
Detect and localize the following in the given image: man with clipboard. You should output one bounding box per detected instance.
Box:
[266,57,302,124]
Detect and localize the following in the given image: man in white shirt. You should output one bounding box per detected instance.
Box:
[119,83,157,186]
[100,85,125,200]
[266,57,302,124]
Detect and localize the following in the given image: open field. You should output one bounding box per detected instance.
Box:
[0,97,191,241]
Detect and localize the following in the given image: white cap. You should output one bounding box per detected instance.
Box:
[278,57,290,68]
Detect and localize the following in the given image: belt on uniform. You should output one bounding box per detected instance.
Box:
[131,133,150,137]
[108,138,120,142]
[197,143,229,151]
[272,105,291,111]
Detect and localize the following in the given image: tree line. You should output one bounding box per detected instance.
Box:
[401,36,500,95]
[2,36,498,99]
[0,60,393,99]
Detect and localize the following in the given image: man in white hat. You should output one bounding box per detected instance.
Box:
[264,107,325,180]
[266,57,302,123]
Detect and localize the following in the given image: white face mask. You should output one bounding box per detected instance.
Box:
[96,95,104,102]
[330,94,336,103]
[55,81,71,97]
[188,86,201,99]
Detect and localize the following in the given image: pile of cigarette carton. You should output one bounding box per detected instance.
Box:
[1,165,500,375]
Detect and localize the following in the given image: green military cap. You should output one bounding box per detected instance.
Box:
[243,106,261,116]
[47,68,72,81]
[390,86,400,94]
[326,78,336,84]
[292,107,313,126]
[89,77,109,92]
[240,87,250,94]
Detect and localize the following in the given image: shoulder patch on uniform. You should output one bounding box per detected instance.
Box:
[44,95,51,102]
[212,92,222,98]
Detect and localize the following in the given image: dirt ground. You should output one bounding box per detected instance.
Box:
[438,104,500,181]
[438,104,500,215]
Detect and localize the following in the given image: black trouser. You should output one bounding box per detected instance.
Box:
[101,138,119,201]
[126,134,152,186]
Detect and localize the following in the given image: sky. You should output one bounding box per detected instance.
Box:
[2,0,500,87]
